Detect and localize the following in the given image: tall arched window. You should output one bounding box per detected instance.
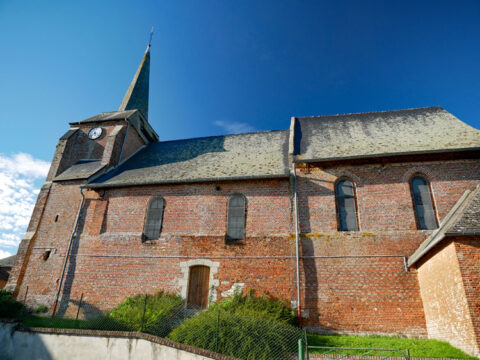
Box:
[410,175,437,230]
[336,179,359,231]
[227,194,246,241]
[143,196,165,240]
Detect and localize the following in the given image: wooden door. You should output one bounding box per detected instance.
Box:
[187,266,210,308]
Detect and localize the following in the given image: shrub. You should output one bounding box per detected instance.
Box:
[219,290,297,326]
[168,306,302,360]
[0,289,27,318]
[35,305,48,314]
[105,292,184,335]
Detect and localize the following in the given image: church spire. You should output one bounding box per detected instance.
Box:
[118,43,151,120]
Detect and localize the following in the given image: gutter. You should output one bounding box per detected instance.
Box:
[84,173,290,189]
[52,188,86,316]
[293,147,480,164]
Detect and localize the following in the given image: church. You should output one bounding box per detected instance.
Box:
[6,45,480,356]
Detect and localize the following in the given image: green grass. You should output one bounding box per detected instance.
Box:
[307,333,477,359]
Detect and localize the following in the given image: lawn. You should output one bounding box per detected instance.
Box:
[307,333,477,359]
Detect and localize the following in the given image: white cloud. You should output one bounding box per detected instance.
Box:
[0,249,12,259]
[214,120,257,134]
[0,153,50,254]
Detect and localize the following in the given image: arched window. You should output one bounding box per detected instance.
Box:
[227,194,246,241]
[410,175,437,230]
[143,196,165,240]
[336,179,359,231]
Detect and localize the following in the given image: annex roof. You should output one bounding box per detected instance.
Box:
[73,110,139,123]
[54,160,106,182]
[87,130,290,188]
[408,184,480,267]
[293,107,480,162]
[0,255,15,267]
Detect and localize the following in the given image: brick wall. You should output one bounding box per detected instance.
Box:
[11,182,85,307]
[416,240,479,356]
[455,237,480,355]
[299,233,427,336]
[9,156,480,339]
[295,159,479,335]
[297,160,480,233]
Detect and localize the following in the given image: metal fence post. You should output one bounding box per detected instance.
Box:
[215,307,220,353]
[75,293,84,321]
[140,293,148,332]
[406,348,410,360]
[298,338,304,360]
[23,286,29,304]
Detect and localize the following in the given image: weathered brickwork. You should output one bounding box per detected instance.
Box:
[297,160,480,233]
[13,182,85,307]
[100,181,292,236]
[455,237,480,355]
[295,159,480,336]
[299,234,426,336]
[417,240,480,356]
[7,155,480,341]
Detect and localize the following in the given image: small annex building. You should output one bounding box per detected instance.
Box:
[6,45,480,356]
[0,255,15,289]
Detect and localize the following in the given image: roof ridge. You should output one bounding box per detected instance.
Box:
[294,106,444,120]
[154,129,288,145]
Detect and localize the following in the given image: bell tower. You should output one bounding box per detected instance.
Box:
[6,43,158,303]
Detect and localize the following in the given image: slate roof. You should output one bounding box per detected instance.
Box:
[0,255,15,267]
[54,160,106,182]
[74,110,139,123]
[87,130,290,188]
[408,184,480,267]
[293,107,480,162]
[448,186,480,234]
[118,46,150,120]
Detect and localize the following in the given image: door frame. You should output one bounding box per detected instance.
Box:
[179,259,220,304]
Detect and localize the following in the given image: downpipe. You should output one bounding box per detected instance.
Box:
[293,165,302,327]
[52,188,86,317]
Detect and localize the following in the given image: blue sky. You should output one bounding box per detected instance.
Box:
[0,0,479,258]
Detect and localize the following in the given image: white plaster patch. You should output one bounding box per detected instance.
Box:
[178,259,220,303]
[301,309,309,318]
[220,283,244,298]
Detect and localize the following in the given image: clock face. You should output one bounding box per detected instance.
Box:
[88,127,103,140]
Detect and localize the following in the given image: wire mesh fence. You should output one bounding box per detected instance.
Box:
[306,346,410,360]
[21,293,306,360]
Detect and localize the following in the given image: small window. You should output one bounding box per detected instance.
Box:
[143,196,165,240]
[336,179,359,231]
[227,194,246,241]
[42,250,51,261]
[410,175,437,230]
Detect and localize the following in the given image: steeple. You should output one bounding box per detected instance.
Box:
[118,44,151,120]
